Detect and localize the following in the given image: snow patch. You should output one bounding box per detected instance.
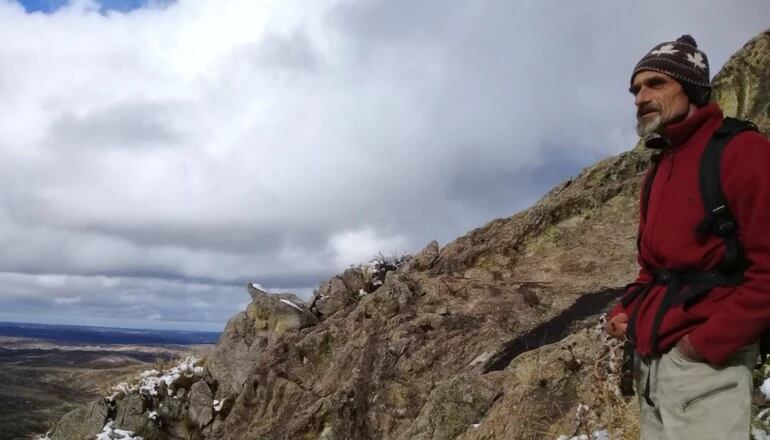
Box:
[106,357,204,399]
[761,378,770,400]
[279,298,303,312]
[95,421,143,440]
[107,381,139,402]
[754,428,770,440]
[556,430,609,440]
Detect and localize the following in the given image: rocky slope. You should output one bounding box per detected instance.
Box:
[44,28,770,440]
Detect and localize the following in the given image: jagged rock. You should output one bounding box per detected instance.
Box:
[248,282,317,327]
[189,381,214,429]
[114,394,161,440]
[311,276,354,318]
[247,289,318,341]
[113,394,143,428]
[158,394,185,421]
[711,29,770,134]
[50,399,108,440]
[402,374,501,440]
[246,282,269,301]
[340,267,366,295]
[205,311,263,400]
[401,240,440,272]
[207,288,318,402]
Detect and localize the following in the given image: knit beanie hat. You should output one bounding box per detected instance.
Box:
[631,35,711,106]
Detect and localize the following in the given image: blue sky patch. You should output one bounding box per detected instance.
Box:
[16,0,172,14]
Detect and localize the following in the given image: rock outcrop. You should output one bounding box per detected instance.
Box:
[711,29,770,134]
[48,400,109,440]
[45,28,770,440]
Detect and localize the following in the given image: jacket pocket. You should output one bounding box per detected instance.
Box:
[681,382,737,412]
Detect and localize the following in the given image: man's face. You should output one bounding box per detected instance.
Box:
[630,71,691,137]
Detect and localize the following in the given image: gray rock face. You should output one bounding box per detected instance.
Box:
[50,399,108,440]
[311,276,354,318]
[247,282,269,301]
[207,272,526,439]
[158,395,184,422]
[189,381,214,429]
[402,375,500,440]
[113,393,143,430]
[340,267,366,296]
[114,394,161,440]
[206,286,318,403]
[206,311,259,400]
[711,29,770,134]
[401,240,440,272]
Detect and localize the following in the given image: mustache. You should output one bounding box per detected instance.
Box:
[637,105,660,118]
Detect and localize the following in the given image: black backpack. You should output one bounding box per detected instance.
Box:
[641,117,768,359]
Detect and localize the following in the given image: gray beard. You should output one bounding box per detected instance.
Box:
[636,114,662,137]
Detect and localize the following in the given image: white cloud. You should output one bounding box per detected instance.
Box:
[0,0,767,329]
[329,228,408,268]
[53,296,83,305]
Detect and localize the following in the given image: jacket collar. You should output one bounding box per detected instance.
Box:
[644,102,724,150]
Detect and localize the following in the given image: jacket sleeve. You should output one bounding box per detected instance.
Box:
[610,167,656,320]
[610,266,654,319]
[688,131,770,364]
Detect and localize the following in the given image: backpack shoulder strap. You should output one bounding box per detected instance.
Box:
[694,117,769,364]
[640,151,664,222]
[695,117,758,270]
[636,151,664,267]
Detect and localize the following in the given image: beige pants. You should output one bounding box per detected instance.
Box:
[635,344,758,440]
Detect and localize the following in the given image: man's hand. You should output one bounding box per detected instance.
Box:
[676,334,705,362]
[605,313,628,340]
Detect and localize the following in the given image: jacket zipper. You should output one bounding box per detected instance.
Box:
[681,382,738,412]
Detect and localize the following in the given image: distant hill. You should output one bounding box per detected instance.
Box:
[0,322,221,345]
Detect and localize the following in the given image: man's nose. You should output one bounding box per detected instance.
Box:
[635,87,650,107]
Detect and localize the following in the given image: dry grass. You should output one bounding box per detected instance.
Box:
[512,350,546,386]
[538,319,641,440]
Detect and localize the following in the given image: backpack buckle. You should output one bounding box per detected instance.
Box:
[711,205,728,215]
[655,270,672,284]
[715,220,736,236]
[710,205,737,236]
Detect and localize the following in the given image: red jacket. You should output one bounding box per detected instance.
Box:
[610,102,770,365]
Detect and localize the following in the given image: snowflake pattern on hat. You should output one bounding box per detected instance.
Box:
[686,52,706,69]
[651,44,678,56]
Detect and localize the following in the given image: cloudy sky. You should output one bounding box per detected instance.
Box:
[0,0,767,331]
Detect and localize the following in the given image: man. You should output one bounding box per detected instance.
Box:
[605,34,770,439]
